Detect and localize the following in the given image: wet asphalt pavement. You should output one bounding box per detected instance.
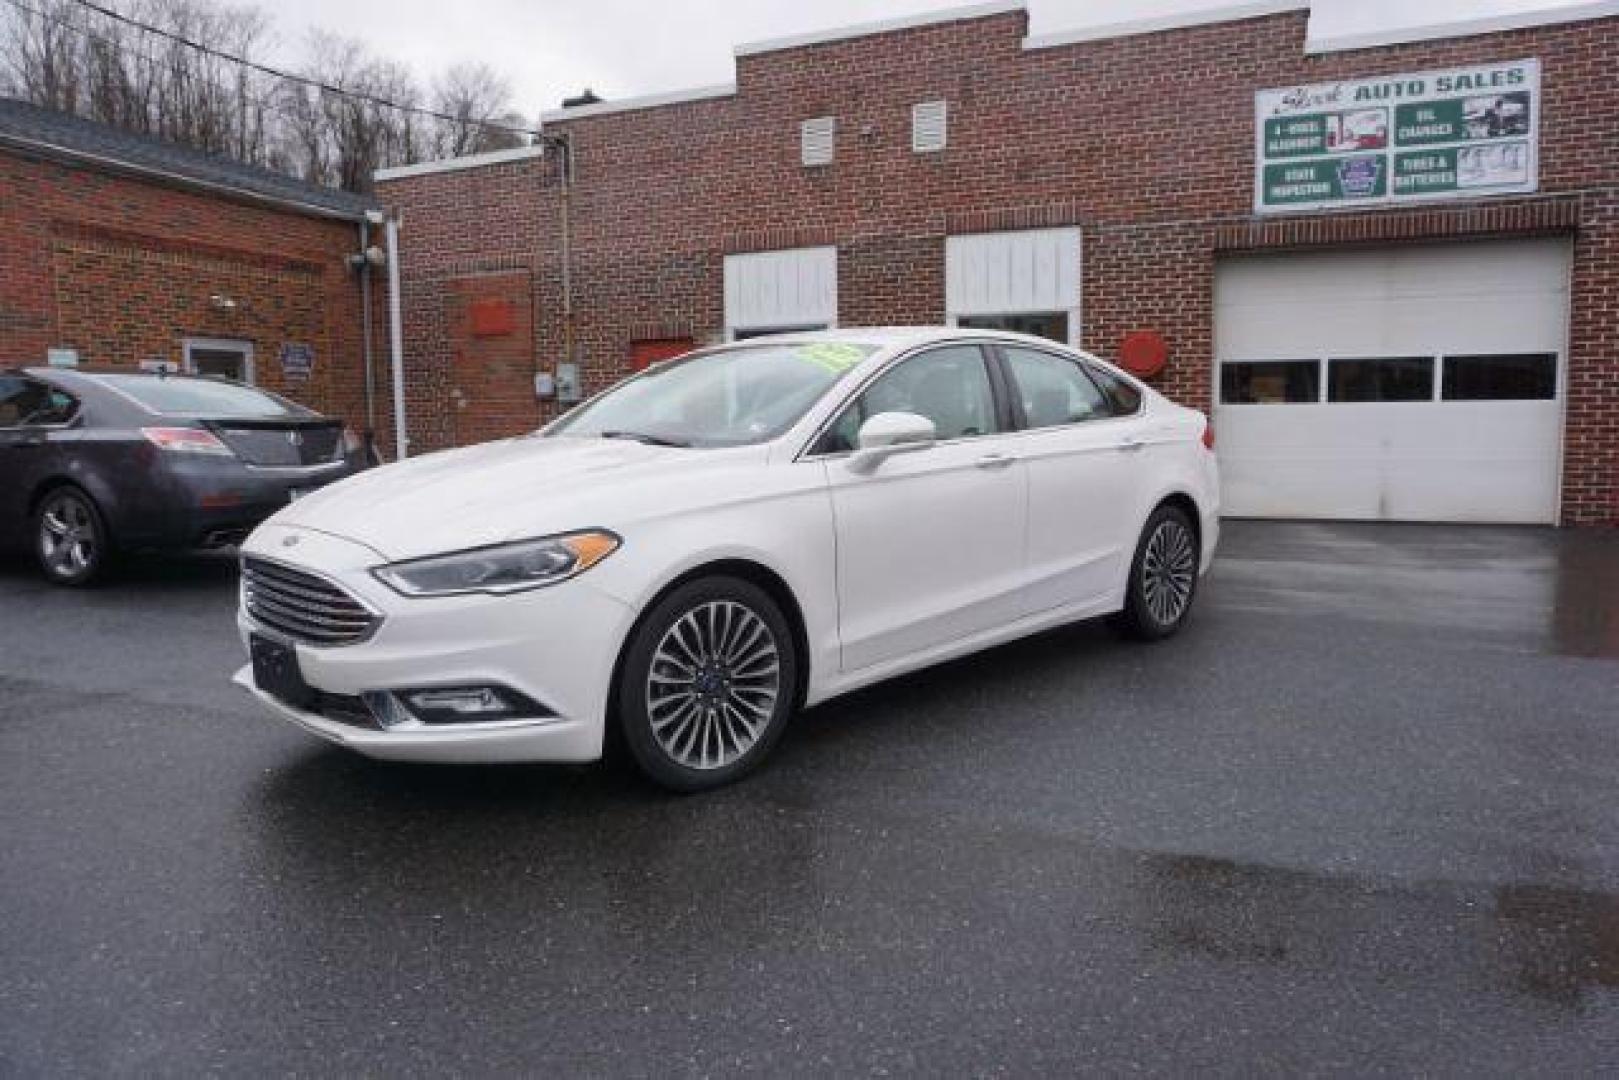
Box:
[2,521,1618,1076]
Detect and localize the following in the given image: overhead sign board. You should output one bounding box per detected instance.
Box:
[1255,59,1539,214]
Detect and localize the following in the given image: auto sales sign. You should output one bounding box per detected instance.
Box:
[1255,59,1539,214]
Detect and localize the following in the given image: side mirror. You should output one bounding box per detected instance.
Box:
[848,411,935,474]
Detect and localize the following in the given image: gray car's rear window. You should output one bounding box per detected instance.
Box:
[95,375,311,418]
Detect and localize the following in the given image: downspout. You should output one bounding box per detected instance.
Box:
[385,215,409,460]
[558,134,574,393]
[358,216,378,460]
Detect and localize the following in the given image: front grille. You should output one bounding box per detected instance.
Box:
[242,557,379,647]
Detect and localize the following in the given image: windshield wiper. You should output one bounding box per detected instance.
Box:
[599,430,692,448]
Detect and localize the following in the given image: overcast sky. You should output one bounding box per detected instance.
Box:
[262,0,1592,120]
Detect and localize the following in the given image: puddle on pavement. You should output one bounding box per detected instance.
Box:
[1551,531,1619,658]
[1215,522,1619,659]
[1141,852,1619,1010]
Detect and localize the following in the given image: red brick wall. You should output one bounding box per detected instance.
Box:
[383,157,549,455]
[380,7,1619,523]
[0,150,383,449]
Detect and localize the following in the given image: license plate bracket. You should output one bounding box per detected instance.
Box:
[250,634,316,710]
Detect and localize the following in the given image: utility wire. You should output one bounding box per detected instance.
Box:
[9,0,554,145]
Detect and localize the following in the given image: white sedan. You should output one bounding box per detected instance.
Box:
[234,329,1219,790]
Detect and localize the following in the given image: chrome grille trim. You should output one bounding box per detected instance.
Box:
[241,556,381,647]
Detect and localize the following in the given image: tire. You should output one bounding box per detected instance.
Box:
[615,576,799,792]
[1114,504,1200,641]
[34,485,111,587]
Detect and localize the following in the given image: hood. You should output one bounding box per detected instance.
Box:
[271,436,748,560]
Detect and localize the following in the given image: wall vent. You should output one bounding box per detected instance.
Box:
[912,100,948,153]
[801,116,834,166]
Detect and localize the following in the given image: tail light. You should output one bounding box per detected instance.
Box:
[339,427,362,461]
[141,427,233,456]
[1201,418,1216,451]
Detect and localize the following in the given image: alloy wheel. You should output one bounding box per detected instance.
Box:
[38,492,99,581]
[645,600,782,770]
[1141,518,1196,626]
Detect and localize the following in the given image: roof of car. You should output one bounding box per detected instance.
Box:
[720,327,1078,350]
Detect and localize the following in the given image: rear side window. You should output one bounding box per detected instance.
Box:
[1085,363,1143,415]
[1002,346,1114,429]
[96,375,310,418]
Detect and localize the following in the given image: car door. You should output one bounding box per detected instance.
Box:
[815,344,1028,672]
[0,375,64,544]
[994,344,1148,614]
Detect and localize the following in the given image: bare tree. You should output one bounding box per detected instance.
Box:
[0,0,528,193]
[431,61,523,158]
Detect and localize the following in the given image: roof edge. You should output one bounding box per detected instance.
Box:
[733,1,1025,57]
[1304,0,1619,53]
[540,83,737,123]
[0,130,376,222]
[374,144,545,183]
[1023,1,1307,50]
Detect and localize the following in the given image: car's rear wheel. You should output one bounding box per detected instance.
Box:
[1115,504,1199,641]
[616,576,798,792]
[35,486,110,586]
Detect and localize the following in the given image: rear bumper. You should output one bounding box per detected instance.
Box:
[118,459,362,550]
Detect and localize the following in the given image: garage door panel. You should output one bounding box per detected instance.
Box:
[1214,240,1569,524]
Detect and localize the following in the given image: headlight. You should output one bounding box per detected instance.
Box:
[372,530,620,597]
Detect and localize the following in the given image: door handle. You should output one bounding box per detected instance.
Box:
[975,452,1016,470]
[1115,437,1145,453]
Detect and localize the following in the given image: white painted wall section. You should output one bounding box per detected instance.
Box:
[946,228,1081,343]
[723,246,838,337]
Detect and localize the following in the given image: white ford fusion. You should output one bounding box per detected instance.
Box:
[234,329,1218,790]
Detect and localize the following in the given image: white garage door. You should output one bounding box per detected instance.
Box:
[1214,239,1570,523]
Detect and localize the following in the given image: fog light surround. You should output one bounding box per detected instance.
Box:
[363,685,552,727]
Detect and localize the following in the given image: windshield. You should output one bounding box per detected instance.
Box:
[548,341,877,448]
[95,375,312,418]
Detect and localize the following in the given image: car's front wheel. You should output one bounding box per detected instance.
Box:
[616,576,798,792]
[1115,504,1199,641]
[35,486,110,586]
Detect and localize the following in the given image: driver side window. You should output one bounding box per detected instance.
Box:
[817,345,998,454]
[0,376,69,429]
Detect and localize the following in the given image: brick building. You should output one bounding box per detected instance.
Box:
[0,97,391,449]
[378,0,1618,525]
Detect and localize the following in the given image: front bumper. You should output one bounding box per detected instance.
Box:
[232,666,602,763]
[234,523,634,764]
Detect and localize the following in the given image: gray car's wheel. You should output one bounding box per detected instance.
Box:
[616,576,798,792]
[34,486,110,586]
[1114,504,1199,641]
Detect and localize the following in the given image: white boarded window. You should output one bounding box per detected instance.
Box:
[946,228,1082,347]
[912,100,947,153]
[724,246,838,339]
[801,117,834,166]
